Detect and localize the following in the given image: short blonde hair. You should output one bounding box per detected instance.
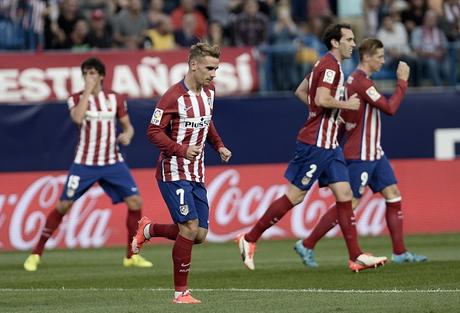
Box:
[188,42,220,63]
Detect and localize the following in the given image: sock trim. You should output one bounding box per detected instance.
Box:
[143,224,151,240]
[386,197,402,203]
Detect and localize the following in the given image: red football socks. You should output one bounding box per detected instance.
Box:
[386,200,406,254]
[126,210,141,258]
[172,234,194,292]
[303,204,338,249]
[245,195,293,243]
[150,223,179,241]
[32,208,64,255]
[336,201,362,260]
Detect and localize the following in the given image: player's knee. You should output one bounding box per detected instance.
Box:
[382,185,401,200]
[286,188,307,206]
[335,189,353,202]
[56,200,72,214]
[179,221,199,240]
[125,195,142,211]
[194,229,208,244]
[194,235,205,244]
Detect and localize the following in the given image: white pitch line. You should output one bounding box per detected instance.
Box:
[0,288,459,293]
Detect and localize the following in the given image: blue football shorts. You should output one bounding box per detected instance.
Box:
[284,141,349,191]
[60,162,139,204]
[347,155,398,198]
[157,179,209,229]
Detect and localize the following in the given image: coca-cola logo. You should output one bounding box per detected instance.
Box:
[0,168,388,251]
[4,175,112,250]
[206,169,387,242]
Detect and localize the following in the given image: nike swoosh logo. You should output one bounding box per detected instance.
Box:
[181,262,191,267]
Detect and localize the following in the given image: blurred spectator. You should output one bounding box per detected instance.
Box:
[112,0,148,49]
[80,0,114,16]
[401,0,427,35]
[232,0,269,46]
[308,0,332,19]
[20,0,47,50]
[411,9,449,85]
[43,0,85,49]
[377,13,418,85]
[428,0,444,13]
[146,0,168,28]
[67,18,90,51]
[112,0,130,13]
[290,0,308,23]
[269,4,298,90]
[86,9,113,49]
[337,0,365,42]
[440,0,460,42]
[174,12,200,46]
[208,0,232,28]
[205,20,229,46]
[0,0,47,50]
[171,0,207,38]
[364,0,383,37]
[144,15,175,50]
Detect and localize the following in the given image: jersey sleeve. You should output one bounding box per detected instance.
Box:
[206,121,225,151]
[341,82,359,123]
[67,94,80,111]
[147,89,188,158]
[116,93,128,119]
[316,62,339,89]
[359,78,407,116]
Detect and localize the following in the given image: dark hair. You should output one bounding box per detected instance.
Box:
[322,23,352,50]
[81,57,106,76]
[358,38,384,61]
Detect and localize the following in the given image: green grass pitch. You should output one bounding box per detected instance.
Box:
[1,233,459,313]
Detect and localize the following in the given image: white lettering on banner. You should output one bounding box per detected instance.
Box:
[0,195,6,247]
[112,65,141,97]
[138,57,169,96]
[206,169,387,243]
[206,169,287,242]
[354,192,386,235]
[291,186,333,238]
[0,51,255,103]
[71,67,84,94]
[7,175,111,250]
[435,128,460,160]
[46,67,72,99]
[19,69,50,101]
[169,63,189,86]
[236,53,253,92]
[0,69,21,102]
[214,63,238,96]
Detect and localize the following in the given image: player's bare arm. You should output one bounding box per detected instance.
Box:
[117,115,134,146]
[315,87,359,110]
[70,72,100,124]
[294,77,310,105]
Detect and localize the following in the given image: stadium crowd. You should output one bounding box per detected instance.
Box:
[1,0,459,90]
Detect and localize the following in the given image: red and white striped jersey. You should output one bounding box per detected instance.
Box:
[297,53,345,149]
[342,69,407,160]
[67,90,127,166]
[147,81,224,182]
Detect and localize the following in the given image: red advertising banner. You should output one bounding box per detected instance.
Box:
[0,159,459,251]
[0,47,258,104]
